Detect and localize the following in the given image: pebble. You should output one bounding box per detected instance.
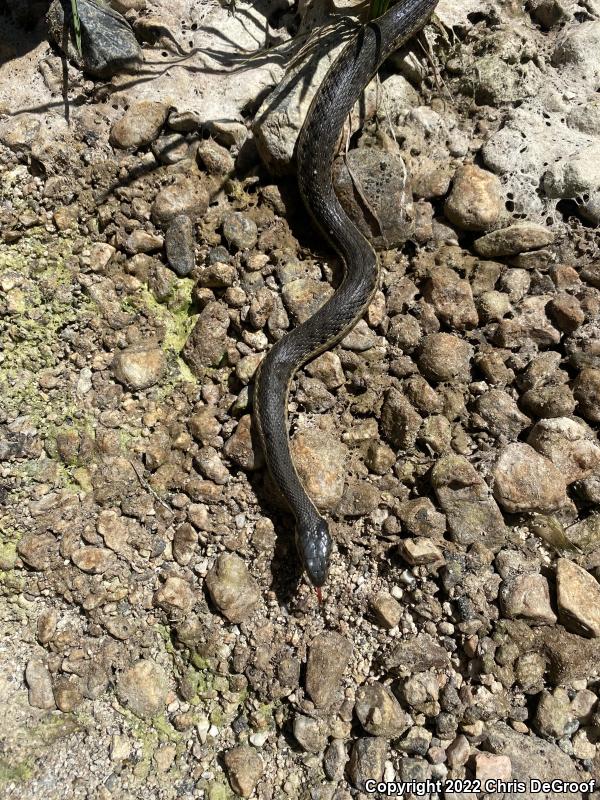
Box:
[354,682,411,738]
[423,267,478,330]
[446,734,470,768]
[109,101,169,149]
[380,388,422,450]
[527,417,600,483]
[223,415,264,471]
[417,334,472,383]
[432,455,507,548]
[492,443,567,513]
[124,230,163,255]
[474,390,530,440]
[71,546,115,574]
[398,497,446,539]
[196,139,234,176]
[17,532,59,571]
[117,659,169,718]
[37,610,58,645]
[369,592,402,629]
[383,633,449,675]
[305,632,352,708]
[165,214,195,276]
[521,383,576,419]
[444,165,503,231]
[205,553,261,623]
[151,177,209,227]
[500,573,557,625]
[53,676,83,712]
[222,212,258,251]
[293,714,327,753]
[112,344,166,390]
[556,558,600,637]
[25,659,56,709]
[474,752,512,781]
[535,687,576,738]
[223,745,263,798]
[172,523,198,566]
[323,740,348,781]
[474,223,554,257]
[348,737,387,791]
[574,368,600,422]
[365,441,396,475]
[151,133,189,165]
[398,537,444,567]
[154,575,194,614]
[195,446,229,485]
[183,301,230,372]
[305,352,345,389]
[282,278,334,323]
[291,429,347,511]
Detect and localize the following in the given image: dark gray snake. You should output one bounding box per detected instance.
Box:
[254,0,438,587]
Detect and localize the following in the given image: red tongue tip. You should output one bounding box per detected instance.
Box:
[315,586,323,604]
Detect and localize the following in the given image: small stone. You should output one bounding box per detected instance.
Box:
[110,734,132,761]
[380,388,422,450]
[527,417,600,483]
[183,301,230,372]
[291,429,348,511]
[222,212,257,251]
[547,293,585,333]
[124,230,163,254]
[535,687,576,738]
[172,523,198,566]
[71,546,115,574]
[282,278,334,323]
[25,659,56,709]
[473,390,530,440]
[444,165,503,231]
[477,290,512,322]
[383,633,449,674]
[521,383,576,419]
[223,745,263,798]
[112,344,166,390]
[293,714,326,753]
[154,576,194,614]
[154,743,176,772]
[556,558,600,637]
[305,352,345,389]
[348,737,386,791]
[398,537,444,567]
[37,609,58,644]
[196,139,234,176]
[370,592,403,629]
[165,215,195,276]
[398,497,446,538]
[53,676,83,712]
[117,659,169,719]
[417,333,472,383]
[17,532,59,571]
[323,740,348,781]
[188,406,221,445]
[205,553,261,623]
[223,415,264,471]
[152,177,209,227]
[574,368,600,422]
[365,441,396,475]
[110,101,169,149]
[474,752,512,782]
[474,222,554,257]
[493,443,568,513]
[572,728,597,760]
[355,682,411,738]
[306,632,352,708]
[446,734,470,768]
[151,133,189,165]
[500,574,557,625]
[338,480,380,516]
[195,445,230,485]
[423,267,478,329]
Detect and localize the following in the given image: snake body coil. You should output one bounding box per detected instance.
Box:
[254,0,438,587]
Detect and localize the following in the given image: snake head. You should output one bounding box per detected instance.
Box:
[296,517,332,587]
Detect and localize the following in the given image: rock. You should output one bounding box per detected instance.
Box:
[370,592,403,629]
[109,100,169,149]
[37,610,58,645]
[25,659,56,709]
[154,576,194,614]
[500,574,557,625]
[574,369,600,422]
[355,682,411,738]
[172,523,198,566]
[556,558,600,638]
[196,139,234,176]
[152,133,189,165]
[293,714,326,753]
[306,631,352,708]
[112,344,166,390]
[365,441,396,475]
[535,687,576,739]
[398,537,444,567]
[47,0,142,78]
[417,333,472,383]
[432,455,507,549]
[474,752,512,782]
[53,676,83,712]
[117,659,168,718]
[380,388,422,450]
[332,148,414,247]
[223,745,263,798]
[223,415,264,471]
[473,390,531,440]
[291,429,347,511]
[152,177,209,227]
[183,301,230,373]
[383,633,449,675]
[305,352,345,389]
[17,532,59,570]
[552,20,600,90]
[423,267,478,329]
[195,446,229,485]
[444,165,503,231]
[341,319,380,352]
[222,212,258,251]
[323,739,347,781]
[527,417,600,483]
[446,734,470,768]
[124,230,163,255]
[398,497,446,539]
[71,546,115,574]
[493,443,567,513]
[282,278,334,323]
[205,553,260,623]
[521,383,576,419]
[474,223,554,257]
[165,215,195,276]
[547,293,585,333]
[347,737,387,791]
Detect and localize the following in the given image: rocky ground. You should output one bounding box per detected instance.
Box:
[0,0,600,798]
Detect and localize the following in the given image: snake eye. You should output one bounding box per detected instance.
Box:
[296,518,332,587]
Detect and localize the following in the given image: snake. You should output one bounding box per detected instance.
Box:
[253,0,438,588]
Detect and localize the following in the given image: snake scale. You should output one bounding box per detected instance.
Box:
[254,0,438,587]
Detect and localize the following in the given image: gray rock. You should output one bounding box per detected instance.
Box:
[47,0,142,78]
[354,682,411,738]
[291,429,347,512]
[154,576,194,614]
[383,633,449,675]
[222,212,257,251]
[117,659,169,718]
[205,553,261,623]
[152,177,209,227]
[282,278,334,324]
[380,388,422,450]
[474,223,554,257]
[183,301,231,373]
[323,739,347,781]
[417,333,473,383]
[493,443,568,513]
[552,20,600,90]
[556,558,600,638]
[293,714,326,753]
[223,745,263,798]
[347,737,386,791]
[165,215,195,276]
[25,659,56,709]
[527,417,600,484]
[473,390,531,440]
[398,497,446,539]
[109,100,169,149]
[535,687,576,739]
[500,574,557,625]
[574,368,600,422]
[306,632,352,708]
[112,344,166,390]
